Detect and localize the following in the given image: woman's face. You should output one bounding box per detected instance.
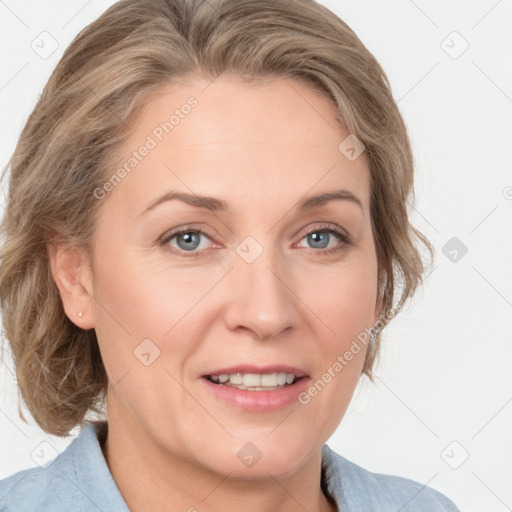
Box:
[87,74,380,478]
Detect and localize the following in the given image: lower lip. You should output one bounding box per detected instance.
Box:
[201,377,311,412]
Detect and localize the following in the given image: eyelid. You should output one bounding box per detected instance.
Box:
[159,222,352,257]
[159,225,220,257]
[297,222,351,243]
[159,224,217,244]
[294,223,352,256]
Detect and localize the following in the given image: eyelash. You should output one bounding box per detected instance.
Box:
[159,223,352,259]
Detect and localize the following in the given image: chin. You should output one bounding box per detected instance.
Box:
[198,432,319,481]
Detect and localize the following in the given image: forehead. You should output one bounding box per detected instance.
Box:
[104,74,370,216]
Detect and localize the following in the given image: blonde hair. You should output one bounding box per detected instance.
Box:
[0,0,433,436]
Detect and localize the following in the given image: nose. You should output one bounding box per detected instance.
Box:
[223,243,294,340]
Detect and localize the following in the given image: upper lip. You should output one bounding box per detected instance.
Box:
[202,364,309,378]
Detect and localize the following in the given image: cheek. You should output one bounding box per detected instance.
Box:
[88,247,208,421]
[299,256,378,343]
[91,239,183,331]
[89,244,215,370]
[294,252,377,418]
[298,261,376,430]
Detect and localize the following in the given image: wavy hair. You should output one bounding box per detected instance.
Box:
[0,0,433,436]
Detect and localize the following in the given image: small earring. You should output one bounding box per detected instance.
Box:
[77,312,84,318]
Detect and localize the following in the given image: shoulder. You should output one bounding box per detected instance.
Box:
[322,444,460,511]
[0,447,79,512]
[0,421,125,512]
[0,464,54,512]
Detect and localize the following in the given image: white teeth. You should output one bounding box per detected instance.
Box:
[209,371,298,388]
[261,373,278,386]
[229,373,243,385]
[242,373,261,387]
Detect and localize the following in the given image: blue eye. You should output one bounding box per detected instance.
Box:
[305,231,333,249]
[163,229,211,254]
[297,224,352,255]
[160,223,351,258]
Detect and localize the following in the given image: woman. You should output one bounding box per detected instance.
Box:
[0,0,460,510]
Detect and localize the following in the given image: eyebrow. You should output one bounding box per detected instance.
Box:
[139,188,363,216]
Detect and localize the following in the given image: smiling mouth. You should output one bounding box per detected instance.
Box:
[204,372,303,391]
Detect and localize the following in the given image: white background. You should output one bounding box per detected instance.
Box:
[1,1,511,511]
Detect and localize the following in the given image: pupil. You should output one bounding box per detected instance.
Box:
[178,232,200,250]
[309,232,328,249]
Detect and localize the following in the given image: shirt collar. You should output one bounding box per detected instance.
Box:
[67,420,130,511]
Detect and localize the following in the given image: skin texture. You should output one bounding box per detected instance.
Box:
[51,74,381,512]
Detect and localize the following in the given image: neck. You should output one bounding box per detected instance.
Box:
[100,413,336,512]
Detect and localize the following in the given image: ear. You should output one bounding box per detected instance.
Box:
[48,243,95,329]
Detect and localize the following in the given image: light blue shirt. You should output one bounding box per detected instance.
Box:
[0,421,460,511]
